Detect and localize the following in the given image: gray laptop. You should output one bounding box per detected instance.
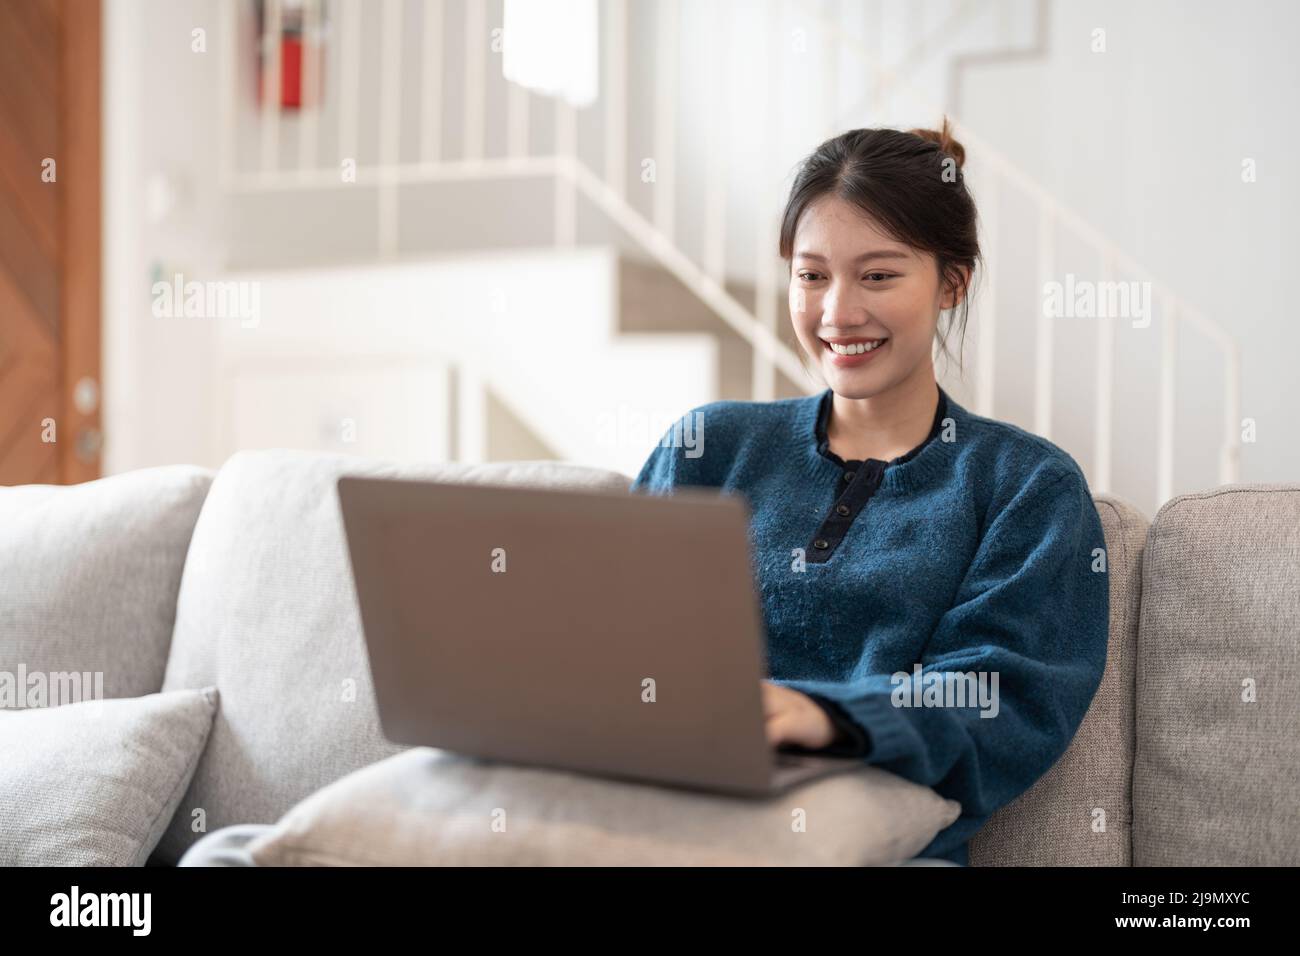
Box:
[336,475,859,797]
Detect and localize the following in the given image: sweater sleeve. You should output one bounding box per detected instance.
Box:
[770,467,1109,824]
[805,693,871,757]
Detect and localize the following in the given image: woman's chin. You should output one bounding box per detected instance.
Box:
[818,351,899,398]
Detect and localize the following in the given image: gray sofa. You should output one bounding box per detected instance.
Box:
[8,450,1299,865]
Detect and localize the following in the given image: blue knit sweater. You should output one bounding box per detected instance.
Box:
[628,384,1109,865]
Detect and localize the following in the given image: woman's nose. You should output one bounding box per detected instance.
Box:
[821,284,864,326]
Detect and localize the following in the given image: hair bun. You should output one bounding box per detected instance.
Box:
[909,116,966,170]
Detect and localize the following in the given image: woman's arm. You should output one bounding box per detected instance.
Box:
[628,424,684,493]
[771,467,1109,824]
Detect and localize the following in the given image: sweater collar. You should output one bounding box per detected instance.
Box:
[794,383,962,493]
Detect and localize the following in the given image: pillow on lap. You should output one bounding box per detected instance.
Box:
[246,748,961,866]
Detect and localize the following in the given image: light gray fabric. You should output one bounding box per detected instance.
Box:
[970,493,1147,866]
[0,465,213,704]
[177,825,274,867]
[244,747,962,867]
[0,688,219,866]
[1133,484,1300,866]
[156,449,638,862]
[898,857,962,866]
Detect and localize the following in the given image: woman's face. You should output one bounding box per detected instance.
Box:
[788,194,964,399]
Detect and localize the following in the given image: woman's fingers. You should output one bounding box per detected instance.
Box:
[761,680,836,749]
[765,709,796,748]
[759,680,785,717]
[763,690,810,748]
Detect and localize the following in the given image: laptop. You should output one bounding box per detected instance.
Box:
[336,474,860,797]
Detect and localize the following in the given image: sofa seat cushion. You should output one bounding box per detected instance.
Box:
[243,747,962,867]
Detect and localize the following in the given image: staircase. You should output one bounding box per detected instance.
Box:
[211,249,718,478]
[209,0,1241,513]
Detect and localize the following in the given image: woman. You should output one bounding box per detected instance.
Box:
[630,121,1110,866]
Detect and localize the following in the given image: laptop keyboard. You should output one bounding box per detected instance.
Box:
[773,752,818,767]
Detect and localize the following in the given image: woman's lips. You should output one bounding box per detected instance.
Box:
[823,338,888,367]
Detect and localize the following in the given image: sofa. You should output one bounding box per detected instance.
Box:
[2,449,1296,866]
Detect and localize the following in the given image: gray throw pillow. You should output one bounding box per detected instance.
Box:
[0,688,219,866]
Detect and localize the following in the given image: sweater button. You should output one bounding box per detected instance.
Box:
[842,471,855,482]
[836,503,850,516]
[813,538,829,550]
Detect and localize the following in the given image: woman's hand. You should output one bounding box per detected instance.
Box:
[761,680,837,750]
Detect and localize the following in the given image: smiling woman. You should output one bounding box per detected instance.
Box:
[781,120,981,464]
[631,120,1110,866]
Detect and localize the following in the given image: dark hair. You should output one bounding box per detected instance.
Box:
[778,117,982,376]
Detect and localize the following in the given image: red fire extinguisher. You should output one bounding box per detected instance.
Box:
[255,0,327,110]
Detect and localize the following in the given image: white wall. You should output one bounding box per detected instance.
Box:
[103,0,223,473]
[961,0,1299,484]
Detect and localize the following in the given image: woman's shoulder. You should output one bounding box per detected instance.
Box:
[686,392,811,424]
[950,400,1093,506]
[942,403,1105,560]
[665,392,812,448]
[630,394,813,491]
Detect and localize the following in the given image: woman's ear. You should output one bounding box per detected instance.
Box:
[939,264,973,311]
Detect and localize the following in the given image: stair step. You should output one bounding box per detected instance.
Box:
[616,254,812,402]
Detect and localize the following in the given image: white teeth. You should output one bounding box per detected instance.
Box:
[829,339,886,355]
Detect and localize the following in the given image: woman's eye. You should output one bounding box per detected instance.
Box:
[864,272,895,282]
[797,272,823,282]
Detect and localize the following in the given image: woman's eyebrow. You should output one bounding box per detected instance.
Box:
[794,250,911,263]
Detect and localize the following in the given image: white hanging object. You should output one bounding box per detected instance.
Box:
[502,0,599,109]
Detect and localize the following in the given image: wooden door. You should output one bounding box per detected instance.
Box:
[0,0,101,485]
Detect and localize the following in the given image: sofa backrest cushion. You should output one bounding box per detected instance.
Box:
[1,466,213,708]
[155,450,636,862]
[1133,483,1300,865]
[970,493,1147,866]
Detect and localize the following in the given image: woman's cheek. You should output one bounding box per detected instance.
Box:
[790,287,821,325]
[789,287,812,319]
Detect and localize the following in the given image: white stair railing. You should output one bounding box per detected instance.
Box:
[219,0,1241,510]
[807,2,1242,501]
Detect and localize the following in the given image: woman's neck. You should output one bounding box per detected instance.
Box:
[826,376,941,463]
